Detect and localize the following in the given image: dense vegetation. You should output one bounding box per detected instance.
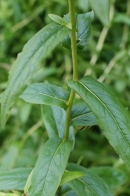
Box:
[0,0,130,195]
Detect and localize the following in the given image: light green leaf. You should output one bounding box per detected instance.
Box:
[0,144,19,170]
[67,163,113,196]
[71,101,97,126]
[0,168,32,191]
[60,170,85,186]
[1,23,69,127]
[0,193,20,196]
[0,94,2,103]
[68,76,130,167]
[20,83,70,109]
[78,0,90,12]
[48,14,72,29]
[88,0,110,26]
[114,13,130,26]
[41,105,75,140]
[24,170,34,194]
[62,11,94,50]
[28,136,73,196]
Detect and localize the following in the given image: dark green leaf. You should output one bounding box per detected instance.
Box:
[41,105,74,140]
[71,101,97,126]
[1,23,69,127]
[88,0,110,26]
[89,167,128,192]
[28,136,73,196]
[20,83,70,109]
[61,185,78,196]
[67,163,113,196]
[68,76,130,167]
[62,11,94,50]
[0,168,32,191]
[60,170,85,186]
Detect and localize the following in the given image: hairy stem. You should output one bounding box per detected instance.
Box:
[64,0,78,141]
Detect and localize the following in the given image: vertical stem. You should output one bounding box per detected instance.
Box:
[69,0,78,81]
[64,0,78,141]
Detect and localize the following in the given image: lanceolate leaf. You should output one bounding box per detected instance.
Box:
[1,23,69,127]
[67,163,113,196]
[20,83,70,109]
[41,105,74,140]
[28,136,73,196]
[88,0,110,26]
[71,101,97,126]
[0,168,32,191]
[68,76,130,167]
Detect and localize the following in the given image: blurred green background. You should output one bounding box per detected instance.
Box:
[0,0,130,195]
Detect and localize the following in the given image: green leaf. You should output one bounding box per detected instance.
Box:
[48,14,72,29]
[68,76,130,167]
[60,170,85,186]
[24,170,34,194]
[71,101,97,127]
[67,163,113,196]
[88,0,110,26]
[114,13,130,26]
[0,168,32,191]
[60,185,78,196]
[1,23,69,127]
[0,94,2,103]
[28,136,73,196]
[0,193,20,196]
[0,144,19,170]
[89,166,128,192]
[62,11,94,50]
[20,83,70,109]
[41,105,75,140]
[78,0,90,12]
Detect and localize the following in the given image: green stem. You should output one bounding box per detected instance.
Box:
[64,0,78,141]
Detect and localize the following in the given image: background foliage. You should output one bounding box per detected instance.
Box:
[0,0,130,195]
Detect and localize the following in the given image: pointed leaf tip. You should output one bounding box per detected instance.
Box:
[68,76,130,167]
